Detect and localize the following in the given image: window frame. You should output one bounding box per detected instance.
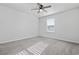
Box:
[46,17,55,32]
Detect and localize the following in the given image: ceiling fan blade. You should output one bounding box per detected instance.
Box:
[44,5,52,9]
[32,8,39,10]
[37,3,42,6]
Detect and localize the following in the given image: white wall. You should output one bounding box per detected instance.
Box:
[40,8,79,43]
[0,5,39,43]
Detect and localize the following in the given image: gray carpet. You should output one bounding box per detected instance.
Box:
[0,36,79,55]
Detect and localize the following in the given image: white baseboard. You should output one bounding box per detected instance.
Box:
[41,35,79,44]
[0,35,79,44]
[0,35,38,44]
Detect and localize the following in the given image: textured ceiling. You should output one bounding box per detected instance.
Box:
[0,3,79,17]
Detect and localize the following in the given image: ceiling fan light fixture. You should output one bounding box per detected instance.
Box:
[32,3,52,13]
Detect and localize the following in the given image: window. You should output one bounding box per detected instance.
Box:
[47,18,55,32]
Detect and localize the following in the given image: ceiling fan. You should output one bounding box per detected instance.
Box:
[32,3,52,13]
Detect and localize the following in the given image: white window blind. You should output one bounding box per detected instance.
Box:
[47,18,55,32]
